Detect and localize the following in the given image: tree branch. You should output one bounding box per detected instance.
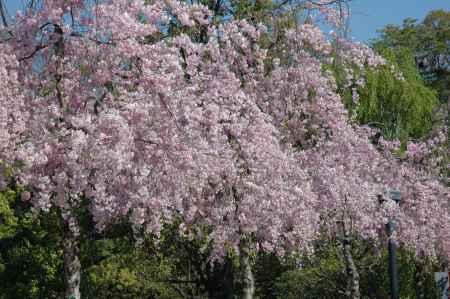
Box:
[18,44,48,61]
[0,0,8,28]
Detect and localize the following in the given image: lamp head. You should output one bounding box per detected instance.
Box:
[389,190,401,203]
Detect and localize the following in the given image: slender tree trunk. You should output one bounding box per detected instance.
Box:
[414,255,426,299]
[53,24,80,298]
[340,221,360,299]
[342,239,360,299]
[61,211,81,299]
[447,94,449,151]
[239,238,255,299]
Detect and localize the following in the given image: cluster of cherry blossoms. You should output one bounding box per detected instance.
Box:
[376,128,449,259]
[0,0,448,263]
[0,44,28,189]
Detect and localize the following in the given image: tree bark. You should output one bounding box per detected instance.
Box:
[61,211,81,299]
[239,238,255,299]
[447,93,449,150]
[52,22,81,299]
[340,222,360,299]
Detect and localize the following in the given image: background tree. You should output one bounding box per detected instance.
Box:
[372,9,450,102]
[338,47,439,143]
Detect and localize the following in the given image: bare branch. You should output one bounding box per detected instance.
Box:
[0,0,8,28]
[18,44,48,61]
[136,138,159,146]
[306,0,352,6]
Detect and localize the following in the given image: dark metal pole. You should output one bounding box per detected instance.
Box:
[387,220,399,299]
[387,190,401,299]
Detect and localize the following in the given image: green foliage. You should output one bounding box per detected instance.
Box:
[81,227,180,299]
[0,195,444,299]
[358,247,439,299]
[0,189,18,240]
[273,238,440,299]
[253,252,290,298]
[359,48,437,141]
[231,0,276,22]
[372,10,450,101]
[274,240,346,299]
[0,172,62,299]
[0,201,63,299]
[75,197,180,298]
[334,47,439,142]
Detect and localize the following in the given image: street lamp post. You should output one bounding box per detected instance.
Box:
[387,190,401,299]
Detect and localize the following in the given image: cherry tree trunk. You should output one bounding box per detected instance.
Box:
[340,223,360,299]
[342,240,360,299]
[239,238,255,299]
[61,211,81,299]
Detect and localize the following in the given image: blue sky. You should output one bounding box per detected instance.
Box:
[4,0,450,43]
[349,0,450,42]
